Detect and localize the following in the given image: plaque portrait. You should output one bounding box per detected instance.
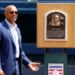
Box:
[45,10,67,41]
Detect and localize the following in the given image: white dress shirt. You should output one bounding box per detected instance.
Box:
[5,19,19,58]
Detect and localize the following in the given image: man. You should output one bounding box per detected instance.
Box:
[0,5,40,75]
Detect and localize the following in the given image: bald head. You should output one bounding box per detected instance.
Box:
[5,5,18,13]
[4,5,18,24]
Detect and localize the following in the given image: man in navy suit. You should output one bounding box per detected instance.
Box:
[0,5,40,75]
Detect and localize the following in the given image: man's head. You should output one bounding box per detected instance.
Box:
[4,5,18,24]
[54,15,60,22]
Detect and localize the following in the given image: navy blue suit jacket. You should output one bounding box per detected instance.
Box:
[0,20,31,75]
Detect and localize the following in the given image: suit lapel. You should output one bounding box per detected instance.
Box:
[7,29,16,46]
[2,21,16,46]
[2,21,21,49]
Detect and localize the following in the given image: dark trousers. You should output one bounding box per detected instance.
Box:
[12,61,19,75]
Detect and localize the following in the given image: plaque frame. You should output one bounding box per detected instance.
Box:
[45,10,68,41]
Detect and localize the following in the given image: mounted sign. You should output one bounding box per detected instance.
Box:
[37,3,74,48]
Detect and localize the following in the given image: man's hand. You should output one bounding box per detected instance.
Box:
[28,62,41,71]
[0,69,5,75]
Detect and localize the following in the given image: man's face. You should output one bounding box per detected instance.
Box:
[54,15,60,22]
[4,6,18,24]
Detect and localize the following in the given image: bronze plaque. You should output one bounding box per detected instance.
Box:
[45,11,67,41]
